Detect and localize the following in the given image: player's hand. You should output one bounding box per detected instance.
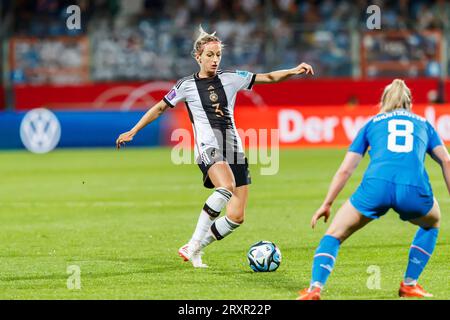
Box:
[292,63,314,76]
[116,131,135,149]
[311,203,331,229]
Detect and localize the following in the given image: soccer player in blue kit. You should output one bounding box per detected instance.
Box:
[298,79,450,300]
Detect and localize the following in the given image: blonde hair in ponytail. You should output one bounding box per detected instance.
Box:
[380,79,412,113]
[191,25,223,59]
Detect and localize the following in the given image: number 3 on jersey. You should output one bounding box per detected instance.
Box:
[213,103,224,117]
[387,119,414,153]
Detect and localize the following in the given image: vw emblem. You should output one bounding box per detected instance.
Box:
[20,108,61,154]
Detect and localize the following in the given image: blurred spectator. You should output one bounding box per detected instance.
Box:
[3,0,449,83]
[363,30,442,78]
[11,37,89,84]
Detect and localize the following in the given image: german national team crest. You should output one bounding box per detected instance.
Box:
[209,92,218,102]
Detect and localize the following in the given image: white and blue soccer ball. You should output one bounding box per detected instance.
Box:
[247,241,282,272]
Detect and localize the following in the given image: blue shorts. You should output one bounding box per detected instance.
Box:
[350,178,434,221]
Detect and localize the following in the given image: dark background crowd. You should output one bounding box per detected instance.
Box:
[0,0,448,83]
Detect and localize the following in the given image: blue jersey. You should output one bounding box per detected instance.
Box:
[349,110,443,191]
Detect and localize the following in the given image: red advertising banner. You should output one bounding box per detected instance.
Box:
[445,80,450,103]
[249,78,440,107]
[13,79,440,110]
[168,104,450,148]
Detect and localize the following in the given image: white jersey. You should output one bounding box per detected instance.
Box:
[163,70,256,163]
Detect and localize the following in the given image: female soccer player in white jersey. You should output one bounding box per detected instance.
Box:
[298,79,450,300]
[116,26,314,268]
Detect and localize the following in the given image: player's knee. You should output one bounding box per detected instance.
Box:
[234,216,244,225]
[425,207,441,228]
[227,211,244,225]
[218,181,235,194]
[429,201,441,226]
[428,213,440,228]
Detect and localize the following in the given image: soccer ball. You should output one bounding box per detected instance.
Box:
[247,241,282,272]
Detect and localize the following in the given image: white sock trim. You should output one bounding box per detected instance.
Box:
[404,278,418,286]
[309,281,324,291]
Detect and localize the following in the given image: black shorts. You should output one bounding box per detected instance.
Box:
[197,147,251,189]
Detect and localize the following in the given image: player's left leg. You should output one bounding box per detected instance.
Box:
[298,200,372,300]
[179,161,235,268]
[200,185,248,249]
[399,198,440,298]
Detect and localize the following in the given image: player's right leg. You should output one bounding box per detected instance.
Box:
[200,184,248,250]
[178,161,235,267]
[399,198,440,298]
[298,200,373,300]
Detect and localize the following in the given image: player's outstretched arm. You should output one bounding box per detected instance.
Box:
[311,151,362,228]
[255,62,314,84]
[116,100,170,149]
[430,145,450,195]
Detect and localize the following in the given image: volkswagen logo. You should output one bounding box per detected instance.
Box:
[20,108,61,154]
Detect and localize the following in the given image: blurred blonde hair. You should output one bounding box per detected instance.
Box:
[191,25,223,58]
[380,79,412,113]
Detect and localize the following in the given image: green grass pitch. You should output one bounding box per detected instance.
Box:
[0,147,448,299]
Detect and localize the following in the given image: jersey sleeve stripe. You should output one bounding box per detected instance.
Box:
[163,97,175,108]
[176,75,194,89]
[247,73,256,90]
